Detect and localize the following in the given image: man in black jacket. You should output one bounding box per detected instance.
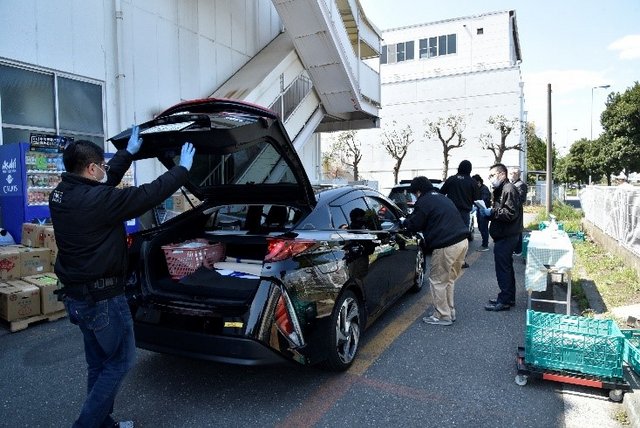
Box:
[50,126,195,428]
[479,163,523,311]
[403,176,469,326]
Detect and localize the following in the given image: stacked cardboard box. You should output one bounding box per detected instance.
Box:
[22,273,63,314]
[0,280,41,321]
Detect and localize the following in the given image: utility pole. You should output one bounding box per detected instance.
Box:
[546,84,553,215]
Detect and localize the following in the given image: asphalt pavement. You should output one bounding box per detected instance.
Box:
[0,226,636,427]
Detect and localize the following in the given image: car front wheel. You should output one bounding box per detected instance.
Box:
[324,290,361,371]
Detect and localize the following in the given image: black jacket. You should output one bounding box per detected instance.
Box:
[440,173,480,213]
[479,184,492,208]
[512,179,528,205]
[49,149,189,286]
[403,189,469,251]
[487,179,522,240]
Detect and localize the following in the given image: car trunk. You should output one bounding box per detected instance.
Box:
[140,203,305,306]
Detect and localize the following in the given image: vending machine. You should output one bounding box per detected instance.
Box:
[0,135,137,244]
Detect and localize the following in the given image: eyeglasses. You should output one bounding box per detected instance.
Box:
[488,171,502,179]
[93,162,110,172]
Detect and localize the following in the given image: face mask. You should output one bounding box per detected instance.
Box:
[490,177,502,188]
[93,164,108,184]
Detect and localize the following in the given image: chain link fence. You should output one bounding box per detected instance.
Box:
[579,185,640,257]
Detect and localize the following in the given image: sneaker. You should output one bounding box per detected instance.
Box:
[488,299,515,306]
[422,315,453,326]
[114,422,134,428]
[461,262,469,268]
[513,252,522,256]
[476,246,490,252]
[484,302,511,311]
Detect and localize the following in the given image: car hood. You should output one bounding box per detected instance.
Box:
[109,99,316,208]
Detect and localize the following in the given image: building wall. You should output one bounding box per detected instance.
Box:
[0,0,282,183]
[331,11,524,193]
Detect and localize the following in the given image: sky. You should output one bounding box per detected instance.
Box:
[359,0,640,155]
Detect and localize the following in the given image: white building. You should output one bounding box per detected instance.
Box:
[327,10,525,193]
[0,0,382,187]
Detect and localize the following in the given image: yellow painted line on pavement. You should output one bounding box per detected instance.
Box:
[278,252,479,427]
[349,250,476,375]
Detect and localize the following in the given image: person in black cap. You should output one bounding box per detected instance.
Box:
[440,160,480,267]
[402,176,469,326]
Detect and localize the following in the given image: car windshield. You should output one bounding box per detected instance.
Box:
[171,140,298,187]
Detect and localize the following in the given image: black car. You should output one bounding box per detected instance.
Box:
[110,99,425,371]
[388,179,442,214]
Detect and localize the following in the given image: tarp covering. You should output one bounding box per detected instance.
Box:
[579,184,640,257]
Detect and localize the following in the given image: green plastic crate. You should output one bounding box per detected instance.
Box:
[622,329,640,375]
[521,233,530,259]
[525,310,625,379]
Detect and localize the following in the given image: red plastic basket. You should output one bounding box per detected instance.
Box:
[161,239,225,280]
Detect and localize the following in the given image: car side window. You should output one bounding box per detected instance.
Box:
[337,198,377,231]
[366,197,398,230]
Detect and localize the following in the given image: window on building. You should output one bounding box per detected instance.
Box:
[380,41,414,64]
[0,63,104,147]
[418,33,457,59]
[477,28,484,35]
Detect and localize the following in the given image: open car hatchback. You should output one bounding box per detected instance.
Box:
[110,99,425,371]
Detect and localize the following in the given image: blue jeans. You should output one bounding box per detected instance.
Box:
[64,294,136,428]
[493,234,520,304]
[476,212,489,247]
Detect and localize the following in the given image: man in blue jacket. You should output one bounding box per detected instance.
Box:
[403,176,469,326]
[479,163,523,311]
[50,126,195,428]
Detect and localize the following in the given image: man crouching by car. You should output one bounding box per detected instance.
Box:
[49,127,195,428]
[402,176,469,326]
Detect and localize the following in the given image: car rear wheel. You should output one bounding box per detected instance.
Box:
[410,245,425,293]
[324,290,361,371]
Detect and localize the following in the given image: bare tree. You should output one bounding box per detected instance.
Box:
[332,130,363,181]
[481,115,522,164]
[321,149,349,180]
[424,115,467,180]
[381,121,414,184]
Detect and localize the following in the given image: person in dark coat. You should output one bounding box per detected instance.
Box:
[508,166,528,255]
[403,176,469,326]
[50,127,195,428]
[440,160,480,267]
[472,174,491,251]
[479,163,523,311]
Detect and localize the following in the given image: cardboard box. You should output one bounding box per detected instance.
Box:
[21,223,50,248]
[19,247,51,276]
[0,280,41,321]
[22,273,64,314]
[172,193,199,212]
[0,247,21,281]
[42,227,58,265]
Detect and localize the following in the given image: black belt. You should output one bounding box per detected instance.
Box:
[55,276,125,303]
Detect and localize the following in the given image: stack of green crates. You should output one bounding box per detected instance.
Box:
[622,329,640,375]
[525,310,626,379]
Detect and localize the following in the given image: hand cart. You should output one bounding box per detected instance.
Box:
[515,310,636,402]
[516,346,631,402]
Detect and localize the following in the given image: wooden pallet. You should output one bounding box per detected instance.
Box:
[2,310,67,333]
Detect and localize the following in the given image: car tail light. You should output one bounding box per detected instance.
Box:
[274,293,304,347]
[126,234,134,248]
[265,238,315,262]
